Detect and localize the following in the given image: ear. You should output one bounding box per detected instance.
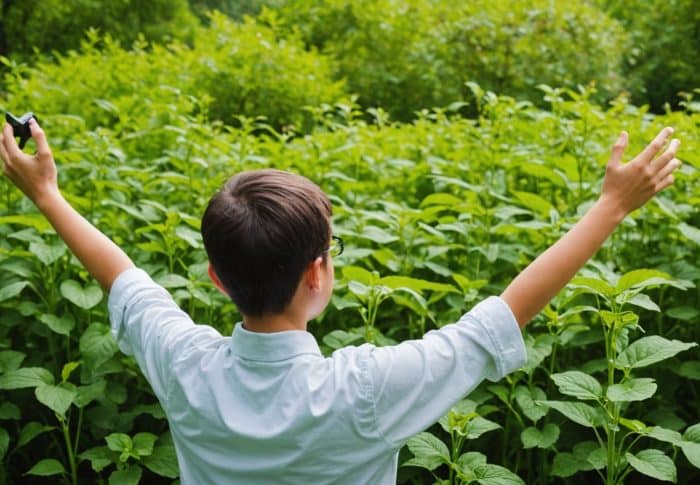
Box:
[208,263,229,296]
[304,256,323,291]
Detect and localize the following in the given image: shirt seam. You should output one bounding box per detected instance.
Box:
[361,351,397,451]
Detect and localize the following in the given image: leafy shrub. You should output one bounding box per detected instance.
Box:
[2,14,344,132]
[598,0,700,111]
[0,0,197,59]
[271,0,628,120]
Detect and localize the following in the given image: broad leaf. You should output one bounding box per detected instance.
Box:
[17,422,55,448]
[539,401,604,428]
[513,385,548,422]
[616,269,674,293]
[0,367,54,389]
[616,336,696,369]
[550,371,602,400]
[79,446,114,472]
[60,280,103,309]
[0,281,29,302]
[143,444,179,478]
[25,458,65,477]
[35,384,76,417]
[521,423,559,449]
[405,432,449,471]
[625,449,676,482]
[80,323,118,368]
[474,463,525,485]
[108,465,143,485]
[606,378,657,402]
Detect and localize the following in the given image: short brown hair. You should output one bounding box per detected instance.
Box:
[201,169,332,316]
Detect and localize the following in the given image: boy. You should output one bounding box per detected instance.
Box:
[0,119,680,484]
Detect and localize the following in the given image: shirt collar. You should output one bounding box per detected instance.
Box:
[230,322,322,361]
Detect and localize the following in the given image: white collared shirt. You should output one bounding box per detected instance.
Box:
[108,268,526,484]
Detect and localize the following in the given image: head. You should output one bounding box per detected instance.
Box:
[201,169,334,319]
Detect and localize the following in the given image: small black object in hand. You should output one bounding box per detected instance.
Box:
[5,112,38,149]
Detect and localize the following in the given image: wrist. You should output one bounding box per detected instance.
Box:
[593,196,627,226]
[33,186,63,213]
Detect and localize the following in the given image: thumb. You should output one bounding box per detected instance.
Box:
[29,118,52,159]
[609,131,628,166]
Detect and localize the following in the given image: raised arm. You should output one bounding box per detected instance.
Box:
[0,120,134,291]
[502,128,681,328]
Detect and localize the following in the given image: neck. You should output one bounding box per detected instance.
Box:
[242,312,307,333]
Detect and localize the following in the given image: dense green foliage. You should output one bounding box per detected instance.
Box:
[0,0,197,57]
[0,1,699,484]
[272,0,628,119]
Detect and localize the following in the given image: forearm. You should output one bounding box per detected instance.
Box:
[501,199,624,328]
[35,189,134,291]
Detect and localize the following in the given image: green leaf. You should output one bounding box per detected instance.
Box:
[678,222,700,246]
[132,432,157,457]
[35,384,76,417]
[61,362,80,383]
[550,371,602,400]
[106,433,132,453]
[378,275,457,294]
[681,424,700,468]
[80,323,118,368]
[513,385,548,422]
[622,293,660,312]
[552,441,605,477]
[29,242,66,265]
[0,281,29,302]
[646,427,683,446]
[513,191,554,217]
[0,350,25,373]
[616,336,697,369]
[569,277,614,298]
[521,423,559,449]
[109,465,143,485]
[17,422,55,448]
[60,280,103,309]
[677,361,700,380]
[405,432,449,471]
[606,378,657,402]
[0,428,9,460]
[0,402,20,420]
[0,367,54,389]
[143,444,179,478]
[25,458,66,477]
[74,380,107,408]
[463,416,501,439]
[342,266,377,285]
[474,463,525,485]
[539,401,604,428]
[79,446,114,472]
[625,449,677,482]
[616,269,674,293]
[39,314,75,336]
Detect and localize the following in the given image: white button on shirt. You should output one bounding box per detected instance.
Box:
[108,268,527,484]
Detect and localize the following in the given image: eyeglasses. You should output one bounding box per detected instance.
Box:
[327,235,344,257]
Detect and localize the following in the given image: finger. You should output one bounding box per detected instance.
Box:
[609,131,628,165]
[0,131,8,164]
[2,122,23,160]
[636,127,674,164]
[651,138,680,170]
[655,157,681,182]
[655,174,675,192]
[29,118,52,158]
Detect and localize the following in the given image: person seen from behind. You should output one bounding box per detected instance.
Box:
[0,119,682,483]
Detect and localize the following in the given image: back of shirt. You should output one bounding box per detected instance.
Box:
[108,268,526,484]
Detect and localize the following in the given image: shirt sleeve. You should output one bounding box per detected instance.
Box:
[366,296,526,448]
[108,267,223,402]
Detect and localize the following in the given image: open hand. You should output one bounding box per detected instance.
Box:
[600,127,681,219]
[0,118,58,205]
